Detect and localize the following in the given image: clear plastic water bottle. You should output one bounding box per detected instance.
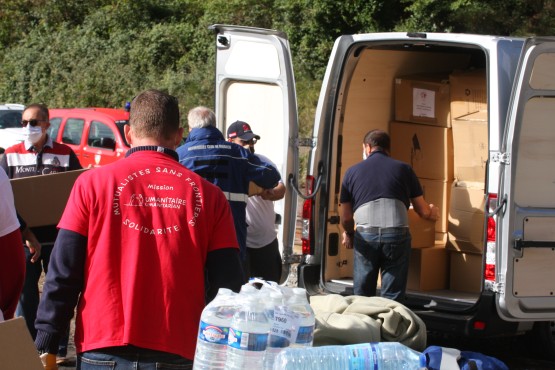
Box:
[193,288,236,370]
[273,342,425,370]
[263,291,289,370]
[225,294,271,369]
[288,287,315,348]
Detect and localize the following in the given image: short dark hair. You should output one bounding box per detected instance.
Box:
[24,103,49,120]
[129,89,180,140]
[363,129,390,152]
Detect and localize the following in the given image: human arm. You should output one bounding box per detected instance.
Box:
[35,229,86,355]
[205,248,244,303]
[259,181,285,201]
[247,151,280,189]
[411,195,439,221]
[340,201,355,249]
[17,212,42,262]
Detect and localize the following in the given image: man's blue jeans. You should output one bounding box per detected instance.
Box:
[77,346,193,369]
[353,227,411,302]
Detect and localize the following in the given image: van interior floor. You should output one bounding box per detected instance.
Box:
[328,278,479,307]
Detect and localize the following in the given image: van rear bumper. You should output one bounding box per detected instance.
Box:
[412,292,522,338]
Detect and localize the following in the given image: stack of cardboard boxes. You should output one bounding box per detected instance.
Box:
[390,69,487,293]
[448,69,488,293]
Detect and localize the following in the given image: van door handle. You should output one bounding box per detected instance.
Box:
[514,239,555,250]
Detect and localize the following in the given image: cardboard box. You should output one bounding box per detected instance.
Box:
[452,111,488,183]
[447,183,486,253]
[407,246,449,291]
[390,121,454,181]
[450,69,487,119]
[420,178,453,233]
[408,208,435,248]
[449,251,483,293]
[10,169,88,228]
[436,232,448,245]
[395,74,451,127]
[0,318,43,370]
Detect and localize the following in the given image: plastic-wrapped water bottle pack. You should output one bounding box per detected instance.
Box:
[192,279,315,370]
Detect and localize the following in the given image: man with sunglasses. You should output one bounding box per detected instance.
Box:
[0,103,81,364]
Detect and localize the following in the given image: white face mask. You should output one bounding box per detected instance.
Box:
[23,125,43,144]
[363,147,368,160]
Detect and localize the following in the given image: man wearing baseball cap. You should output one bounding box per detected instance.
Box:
[226,120,260,143]
[227,122,286,283]
[177,109,281,280]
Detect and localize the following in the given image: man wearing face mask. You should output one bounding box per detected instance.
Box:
[0,103,81,364]
[227,123,286,283]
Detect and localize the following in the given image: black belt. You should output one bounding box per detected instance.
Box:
[356,226,409,234]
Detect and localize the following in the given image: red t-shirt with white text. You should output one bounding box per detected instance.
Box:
[58,150,238,360]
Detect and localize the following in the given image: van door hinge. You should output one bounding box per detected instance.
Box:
[492,152,510,165]
[492,282,503,294]
[295,138,316,148]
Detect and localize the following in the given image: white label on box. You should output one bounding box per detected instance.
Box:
[413,88,435,118]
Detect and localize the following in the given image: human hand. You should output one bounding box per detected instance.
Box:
[428,204,439,221]
[40,353,58,370]
[342,231,354,249]
[22,228,41,263]
[259,188,275,200]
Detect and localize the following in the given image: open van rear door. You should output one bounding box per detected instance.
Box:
[210,24,299,280]
[498,37,555,320]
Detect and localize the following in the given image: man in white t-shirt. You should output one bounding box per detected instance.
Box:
[227,122,285,283]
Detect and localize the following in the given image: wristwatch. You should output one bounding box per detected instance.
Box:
[344,230,355,237]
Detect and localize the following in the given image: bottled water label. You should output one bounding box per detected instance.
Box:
[198,320,229,345]
[295,325,314,345]
[228,328,269,351]
[270,306,294,342]
[347,343,379,369]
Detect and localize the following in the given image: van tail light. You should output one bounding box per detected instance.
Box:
[484,193,498,281]
[301,175,314,255]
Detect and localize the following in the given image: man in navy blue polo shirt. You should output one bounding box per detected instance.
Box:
[340,129,438,302]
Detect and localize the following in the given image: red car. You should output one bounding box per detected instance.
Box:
[48,108,130,168]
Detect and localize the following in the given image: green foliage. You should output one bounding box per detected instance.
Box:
[396,0,555,36]
[1,0,555,136]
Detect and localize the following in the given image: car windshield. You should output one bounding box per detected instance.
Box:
[0,110,23,129]
[115,120,130,147]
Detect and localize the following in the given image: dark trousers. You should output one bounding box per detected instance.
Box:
[16,244,70,355]
[245,238,282,283]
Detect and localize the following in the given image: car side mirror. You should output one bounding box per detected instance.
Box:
[100,137,116,150]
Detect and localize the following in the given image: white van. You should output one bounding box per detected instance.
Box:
[212,26,555,357]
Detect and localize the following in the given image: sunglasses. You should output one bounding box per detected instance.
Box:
[240,138,258,145]
[21,119,46,127]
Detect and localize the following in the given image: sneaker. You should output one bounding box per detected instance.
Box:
[56,356,69,365]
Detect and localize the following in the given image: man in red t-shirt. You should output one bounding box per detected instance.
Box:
[34,90,243,368]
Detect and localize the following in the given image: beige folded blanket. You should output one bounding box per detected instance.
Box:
[309,294,427,351]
